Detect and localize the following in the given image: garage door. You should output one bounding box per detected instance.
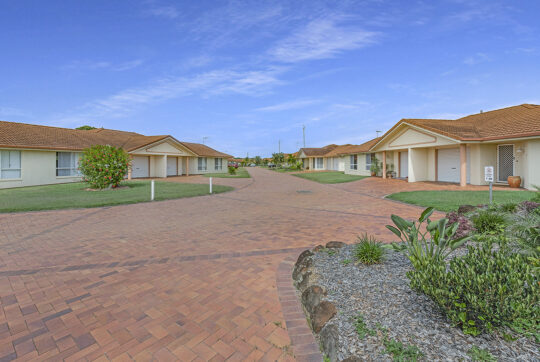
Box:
[437,148,471,183]
[400,151,408,178]
[167,157,177,176]
[132,156,149,178]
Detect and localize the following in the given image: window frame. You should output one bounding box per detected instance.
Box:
[315,157,323,169]
[0,150,22,180]
[56,152,81,177]
[214,158,222,171]
[198,157,207,171]
[365,153,375,171]
[349,155,358,170]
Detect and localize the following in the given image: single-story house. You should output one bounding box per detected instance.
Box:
[339,138,382,176]
[0,121,232,189]
[371,104,540,190]
[297,144,339,170]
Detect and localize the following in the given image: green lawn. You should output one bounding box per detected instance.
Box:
[202,167,250,178]
[0,181,233,213]
[272,168,299,173]
[293,171,368,184]
[386,190,536,212]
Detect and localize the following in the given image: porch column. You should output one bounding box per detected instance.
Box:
[398,152,401,178]
[382,151,387,179]
[128,167,132,180]
[460,144,467,187]
[162,155,167,178]
[186,157,189,176]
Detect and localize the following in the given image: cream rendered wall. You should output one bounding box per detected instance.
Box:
[469,144,497,186]
[0,150,82,189]
[409,148,428,182]
[149,155,167,178]
[376,126,458,152]
[343,153,371,176]
[524,139,540,190]
[187,157,226,174]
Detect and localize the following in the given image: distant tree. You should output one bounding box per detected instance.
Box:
[76,125,96,130]
[272,152,285,166]
[254,156,262,165]
[287,154,297,165]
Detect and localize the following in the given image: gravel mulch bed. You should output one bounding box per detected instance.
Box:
[311,245,540,361]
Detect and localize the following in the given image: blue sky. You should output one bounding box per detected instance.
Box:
[1,0,539,157]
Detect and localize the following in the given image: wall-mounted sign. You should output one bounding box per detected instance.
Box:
[485,166,494,182]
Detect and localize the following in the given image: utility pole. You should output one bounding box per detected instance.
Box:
[278,140,281,153]
[376,130,381,138]
[302,125,306,147]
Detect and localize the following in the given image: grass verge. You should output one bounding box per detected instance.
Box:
[0,181,233,213]
[293,171,368,184]
[386,190,535,212]
[203,167,250,178]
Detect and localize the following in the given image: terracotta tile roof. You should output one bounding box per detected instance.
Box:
[180,142,233,158]
[298,144,339,157]
[0,121,230,157]
[382,104,540,143]
[325,138,381,156]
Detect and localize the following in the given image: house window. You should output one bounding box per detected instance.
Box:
[315,157,323,169]
[365,153,375,171]
[56,152,81,176]
[198,157,207,171]
[215,158,222,170]
[0,150,21,179]
[350,155,358,170]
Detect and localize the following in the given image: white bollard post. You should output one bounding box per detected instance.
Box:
[151,180,155,201]
[209,177,213,194]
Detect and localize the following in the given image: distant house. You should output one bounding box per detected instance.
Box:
[371,104,540,189]
[296,142,380,173]
[0,121,232,189]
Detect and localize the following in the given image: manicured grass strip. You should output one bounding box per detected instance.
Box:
[386,190,536,212]
[202,167,250,178]
[272,168,300,173]
[293,171,368,184]
[0,181,233,213]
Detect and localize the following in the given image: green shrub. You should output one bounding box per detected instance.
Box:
[354,234,384,264]
[228,166,237,175]
[467,346,496,361]
[79,145,130,189]
[471,211,506,234]
[499,202,517,213]
[407,238,539,336]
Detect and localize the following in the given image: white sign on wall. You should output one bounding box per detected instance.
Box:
[485,166,494,182]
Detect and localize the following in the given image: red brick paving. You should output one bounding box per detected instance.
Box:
[0,168,468,361]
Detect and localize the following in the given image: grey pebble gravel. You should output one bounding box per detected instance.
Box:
[311,245,540,361]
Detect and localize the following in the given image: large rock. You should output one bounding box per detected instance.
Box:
[310,301,337,333]
[301,285,326,315]
[293,250,314,291]
[320,323,339,361]
[326,241,346,249]
[313,245,325,252]
[457,205,476,215]
[341,357,362,362]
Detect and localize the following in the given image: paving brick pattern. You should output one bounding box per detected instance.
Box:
[0,169,483,361]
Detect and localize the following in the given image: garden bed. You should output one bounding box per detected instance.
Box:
[304,244,539,361]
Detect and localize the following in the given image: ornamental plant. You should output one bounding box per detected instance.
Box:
[355,233,384,265]
[79,145,130,189]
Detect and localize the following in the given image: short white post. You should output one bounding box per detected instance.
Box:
[151,180,155,201]
[209,177,213,194]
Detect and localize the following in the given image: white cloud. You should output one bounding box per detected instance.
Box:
[148,6,179,19]
[256,99,320,112]
[463,52,491,65]
[64,59,144,72]
[53,67,285,125]
[269,18,378,63]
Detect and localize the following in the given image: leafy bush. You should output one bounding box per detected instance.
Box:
[79,145,130,189]
[446,211,475,238]
[407,237,539,336]
[369,156,381,175]
[499,202,517,213]
[532,185,540,202]
[518,200,540,214]
[468,346,496,361]
[387,207,468,262]
[354,234,384,264]
[228,166,237,175]
[507,210,540,257]
[471,211,506,234]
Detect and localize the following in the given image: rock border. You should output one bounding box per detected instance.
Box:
[276,254,323,362]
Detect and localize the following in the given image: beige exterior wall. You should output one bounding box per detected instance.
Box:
[408,148,429,182]
[524,139,540,190]
[343,153,371,176]
[375,125,458,152]
[0,149,82,189]
[187,156,227,174]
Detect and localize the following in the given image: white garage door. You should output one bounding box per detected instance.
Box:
[400,151,408,178]
[437,148,471,183]
[167,157,177,176]
[437,148,460,183]
[132,156,149,178]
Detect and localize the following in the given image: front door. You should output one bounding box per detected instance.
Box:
[498,145,514,182]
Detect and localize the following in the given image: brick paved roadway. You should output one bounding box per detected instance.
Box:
[0,168,443,361]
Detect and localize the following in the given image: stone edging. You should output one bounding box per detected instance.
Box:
[276,255,323,362]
